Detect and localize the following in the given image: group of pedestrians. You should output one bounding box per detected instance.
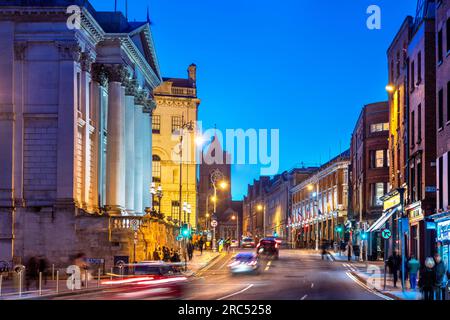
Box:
[24,255,49,291]
[152,246,181,263]
[388,250,449,300]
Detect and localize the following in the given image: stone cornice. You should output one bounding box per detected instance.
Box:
[154,96,200,109]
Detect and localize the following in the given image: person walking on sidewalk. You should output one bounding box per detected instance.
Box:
[434,253,448,300]
[407,255,420,290]
[388,250,402,288]
[187,241,194,261]
[198,237,204,255]
[419,257,436,300]
[25,256,39,291]
[321,243,328,260]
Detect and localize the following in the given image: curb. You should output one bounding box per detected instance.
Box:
[349,271,401,300]
[190,253,222,277]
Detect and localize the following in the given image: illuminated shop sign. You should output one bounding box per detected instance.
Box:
[383,194,401,211]
[437,220,450,242]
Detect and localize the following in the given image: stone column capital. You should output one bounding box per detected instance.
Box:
[125,78,139,96]
[80,51,95,72]
[91,63,109,87]
[56,40,82,62]
[104,64,130,83]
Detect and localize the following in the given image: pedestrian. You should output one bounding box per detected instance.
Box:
[388,250,401,288]
[321,243,327,260]
[153,247,160,261]
[198,237,204,255]
[187,241,194,261]
[434,253,448,300]
[74,253,89,287]
[347,242,352,262]
[38,255,49,285]
[419,257,436,300]
[407,255,420,290]
[163,247,171,262]
[25,256,39,291]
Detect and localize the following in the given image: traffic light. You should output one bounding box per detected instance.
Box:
[361,232,368,240]
[181,224,190,238]
[335,225,343,233]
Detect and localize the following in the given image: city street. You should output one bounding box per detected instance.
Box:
[50,249,390,300]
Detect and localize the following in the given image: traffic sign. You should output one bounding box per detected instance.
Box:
[381,228,392,240]
[211,220,218,228]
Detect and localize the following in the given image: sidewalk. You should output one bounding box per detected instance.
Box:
[327,250,422,300]
[0,251,219,300]
[183,250,220,276]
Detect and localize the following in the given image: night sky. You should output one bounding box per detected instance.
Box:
[90,0,417,199]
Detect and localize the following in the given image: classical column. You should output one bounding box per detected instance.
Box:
[105,64,128,215]
[140,94,156,213]
[133,103,144,215]
[124,79,138,214]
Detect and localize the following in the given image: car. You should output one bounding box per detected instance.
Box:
[228,253,260,275]
[241,237,256,248]
[101,262,188,299]
[256,237,280,260]
[230,239,239,248]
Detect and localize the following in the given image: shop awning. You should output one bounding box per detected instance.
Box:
[367,207,399,232]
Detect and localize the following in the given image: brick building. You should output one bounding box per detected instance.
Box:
[349,102,390,260]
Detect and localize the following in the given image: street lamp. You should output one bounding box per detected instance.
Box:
[231,214,239,241]
[385,84,395,93]
[307,183,320,251]
[210,169,228,251]
[150,183,163,214]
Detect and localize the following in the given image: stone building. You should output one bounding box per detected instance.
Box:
[349,102,390,260]
[242,177,270,240]
[152,64,201,227]
[0,0,176,268]
[290,151,350,249]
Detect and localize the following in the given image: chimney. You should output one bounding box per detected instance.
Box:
[188,63,197,83]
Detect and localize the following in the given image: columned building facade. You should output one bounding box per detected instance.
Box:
[0,1,163,266]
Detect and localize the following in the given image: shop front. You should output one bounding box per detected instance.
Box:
[406,202,424,261]
[431,212,450,269]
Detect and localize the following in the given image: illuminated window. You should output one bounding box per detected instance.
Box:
[152,115,161,134]
[370,123,389,133]
[172,116,182,133]
[372,183,385,207]
[171,201,180,218]
[152,155,161,183]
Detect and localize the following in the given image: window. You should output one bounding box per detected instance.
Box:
[447,82,450,123]
[396,52,400,78]
[410,60,415,91]
[370,123,389,133]
[447,18,450,54]
[390,60,394,81]
[410,166,415,202]
[171,116,182,134]
[417,160,422,201]
[152,155,161,183]
[438,29,443,64]
[417,104,422,142]
[171,201,180,219]
[372,183,384,207]
[375,150,385,168]
[152,115,161,134]
[439,156,443,210]
[410,111,415,146]
[438,88,444,129]
[77,72,81,111]
[417,51,422,84]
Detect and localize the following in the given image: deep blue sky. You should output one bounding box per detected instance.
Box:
[91,0,417,200]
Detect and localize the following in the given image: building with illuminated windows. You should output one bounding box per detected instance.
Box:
[152,67,201,228]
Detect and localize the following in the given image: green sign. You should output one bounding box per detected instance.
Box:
[176,234,183,241]
[381,228,392,240]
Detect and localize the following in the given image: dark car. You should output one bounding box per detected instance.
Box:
[241,237,256,248]
[256,237,280,260]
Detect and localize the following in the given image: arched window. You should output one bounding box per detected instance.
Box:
[152,155,161,183]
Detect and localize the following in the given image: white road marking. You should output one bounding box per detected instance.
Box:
[311,283,314,289]
[217,284,254,300]
[264,261,272,271]
[300,294,308,300]
[345,272,393,300]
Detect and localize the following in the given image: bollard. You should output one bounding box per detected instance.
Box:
[110,267,113,285]
[85,269,88,289]
[52,264,55,281]
[0,274,2,297]
[56,271,59,293]
[97,268,100,288]
[39,272,42,296]
[19,270,23,297]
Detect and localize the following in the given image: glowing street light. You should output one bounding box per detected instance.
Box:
[385,84,395,93]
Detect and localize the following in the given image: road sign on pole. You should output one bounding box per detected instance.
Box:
[381,228,392,240]
[211,220,218,228]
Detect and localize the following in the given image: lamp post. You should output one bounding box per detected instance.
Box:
[256,204,266,237]
[308,183,320,251]
[150,183,163,215]
[210,169,228,251]
[232,214,239,241]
